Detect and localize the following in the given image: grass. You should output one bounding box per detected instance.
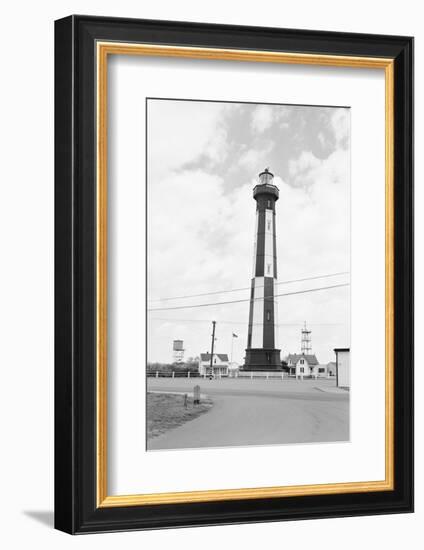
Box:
[147,392,214,441]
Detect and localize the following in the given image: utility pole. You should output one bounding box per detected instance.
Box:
[231,336,234,365]
[209,321,216,375]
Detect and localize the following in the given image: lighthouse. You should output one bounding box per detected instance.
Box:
[244,168,281,371]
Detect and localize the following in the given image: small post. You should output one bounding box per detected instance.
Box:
[250,372,253,380]
[281,372,284,380]
[184,393,188,408]
[266,373,269,380]
[188,371,191,379]
[193,385,200,405]
[172,371,175,379]
[156,371,159,379]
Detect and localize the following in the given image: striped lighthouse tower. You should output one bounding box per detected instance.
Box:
[244,168,281,371]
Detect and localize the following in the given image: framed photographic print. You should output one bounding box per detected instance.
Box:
[54,15,414,533]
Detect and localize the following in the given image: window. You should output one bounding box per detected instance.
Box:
[267,263,271,274]
[267,220,271,231]
[300,359,304,364]
[319,367,325,373]
[267,200,271,208]
[300,367,304,373]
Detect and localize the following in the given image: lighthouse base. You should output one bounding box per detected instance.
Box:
[242,348,282,371]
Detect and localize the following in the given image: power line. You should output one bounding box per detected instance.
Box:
[149,317,347,327]
[148,271,349,303]
[147,282,350,312]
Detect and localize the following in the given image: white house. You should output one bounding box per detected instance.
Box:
[198,353,229,377]
[286,353,322,378]
[334,348,350,388]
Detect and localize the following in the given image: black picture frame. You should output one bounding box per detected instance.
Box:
[55,15,414,534]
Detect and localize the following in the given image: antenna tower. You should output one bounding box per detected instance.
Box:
[301,322,312,354]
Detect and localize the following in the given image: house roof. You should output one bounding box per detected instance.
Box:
[286,353,319,366]
[200,353,229,362]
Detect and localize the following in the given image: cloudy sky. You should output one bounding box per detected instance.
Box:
[147,99,350,365]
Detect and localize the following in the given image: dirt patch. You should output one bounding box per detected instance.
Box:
[147,392,213,442]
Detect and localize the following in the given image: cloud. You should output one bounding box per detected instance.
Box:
[317,131,326,148]
[288,151,321,181]
[148,169,255,301]
[238,142,274,171]
[277,149,350,280]
[250,105,274,133]
[250,104,292,134]
[147,100,226,180]
[330,108,350,148]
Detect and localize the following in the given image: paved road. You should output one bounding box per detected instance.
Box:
[147,378,349,450]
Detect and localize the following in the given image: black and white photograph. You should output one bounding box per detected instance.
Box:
[146,98,351,451]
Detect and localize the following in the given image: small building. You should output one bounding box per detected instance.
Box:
[327,361,337,377]
[286,353,319,378]
[334,348,350,388]
[199,353,229,377]
[316,364,330,378]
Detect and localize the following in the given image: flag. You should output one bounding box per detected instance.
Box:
[232,333,238,338]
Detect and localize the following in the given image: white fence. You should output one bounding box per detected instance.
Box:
[147,371,335,380]
[234,371,286,380]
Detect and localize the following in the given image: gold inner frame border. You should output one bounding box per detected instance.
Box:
[96,42,394,508]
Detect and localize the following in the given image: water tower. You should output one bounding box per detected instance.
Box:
[172,340,185,363]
